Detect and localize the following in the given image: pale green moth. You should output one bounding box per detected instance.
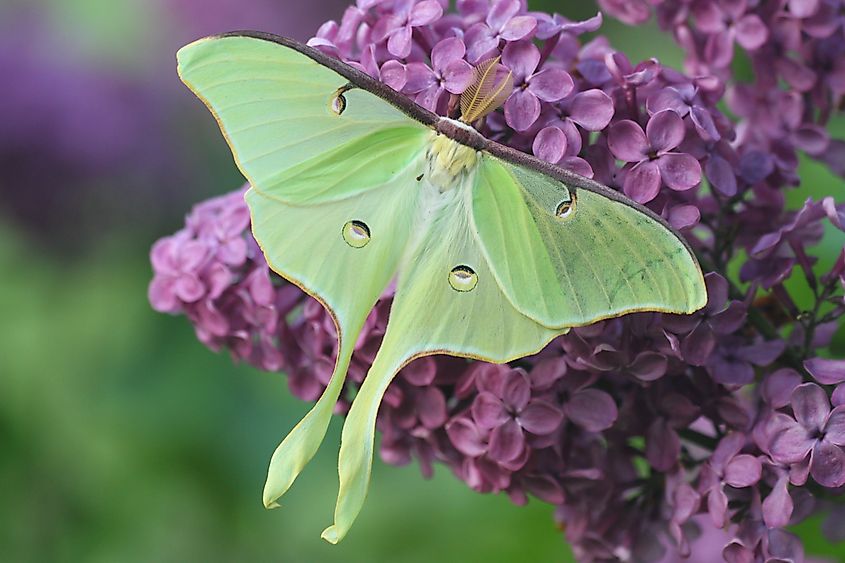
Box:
[177,31,707,543]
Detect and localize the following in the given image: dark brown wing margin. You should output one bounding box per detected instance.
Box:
[208,31,701,262]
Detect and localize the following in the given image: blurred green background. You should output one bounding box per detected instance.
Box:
[0,1,842,561]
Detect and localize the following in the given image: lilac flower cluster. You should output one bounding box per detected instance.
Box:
[152,0,845,560]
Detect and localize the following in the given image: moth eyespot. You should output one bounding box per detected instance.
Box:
[448,265,478,292]
[342,220,371,248]
[555,195,576,220]
[330,93,347,115]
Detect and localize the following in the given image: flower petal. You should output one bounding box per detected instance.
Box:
[417,387,448,429]
[762,475,794,529]
[518,400,563,435]
[804,357,845,385]
[646,110,685,153]
[472,391,509,429]
[488,419,525,462]
[623,160,661,204]
[657,153,702,191]
[707,485,729,528]
[501,40,540,81]
[706,154,737,196]
[533,126,567,164]
[681,320,716,366]
[564,389,618,432]
[404,62,436,92]
[792,382,831,432]
[504,89,541,131]
[810,440,845,488]
[735,14,769,50]
[502,370,531,411]
[770,421,815,464]
[500,16,538,41]
[628,351,667,381]
[568,89,614,130]
[762,368,803,408]
[446,417,487,457]
[824,406,845,446]
[431,37,465,70]
[646,419,680,471]
[387,24,413,58]
[409,0,443,26]
[487,0,520,31]
[442,60,474,93]
[528,68,573,102]
[723,454,762,487]
[608,119,649,162]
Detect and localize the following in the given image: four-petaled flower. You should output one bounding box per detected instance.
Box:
[769,383,845,488]
[372,0,443,58]
[607,109,702,203]
[502,40,573,131]
[471,366,563,463]
[404,37,473,112]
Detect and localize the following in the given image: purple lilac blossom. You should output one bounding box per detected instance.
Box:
[151,1,845,560]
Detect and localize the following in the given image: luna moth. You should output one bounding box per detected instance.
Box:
[177,31,707,543]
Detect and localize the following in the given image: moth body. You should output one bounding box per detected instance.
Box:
[425,123,478,193]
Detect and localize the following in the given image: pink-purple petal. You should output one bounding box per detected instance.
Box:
[488,419,525,462]
[446,417,487,457]
[408,0,443,26]
[502,40,540,80]
[565,389,618,432]
[824,406,845,446]
[762,476,794,529]
[381,60,407,90]
[791,382,831,431]
[568,89,614,130]
[404,62,437,92]
[533,126,567,164]
[804,357,845,385]
[502,370,531,411]
[708,485,729,528]
[472,391,509,430]
[646,419,681,471]
[770,422,815,464]
[387,24,413,58]
[657,152,702,191]
[735,14,769,50]
[810,441,845,488]
[504,89,541,131]
[623,160,662,203]
[518,400,564,435]
[723,454,762,487]
[442,60,474,93]
[487,0,520,31]
[500,15,537,41]
[706,154,738,196]
[431,37,465,70]
[646,109,686,153]
[608,119,649,162]
[528,68,573,102]
[762,368,803,408]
